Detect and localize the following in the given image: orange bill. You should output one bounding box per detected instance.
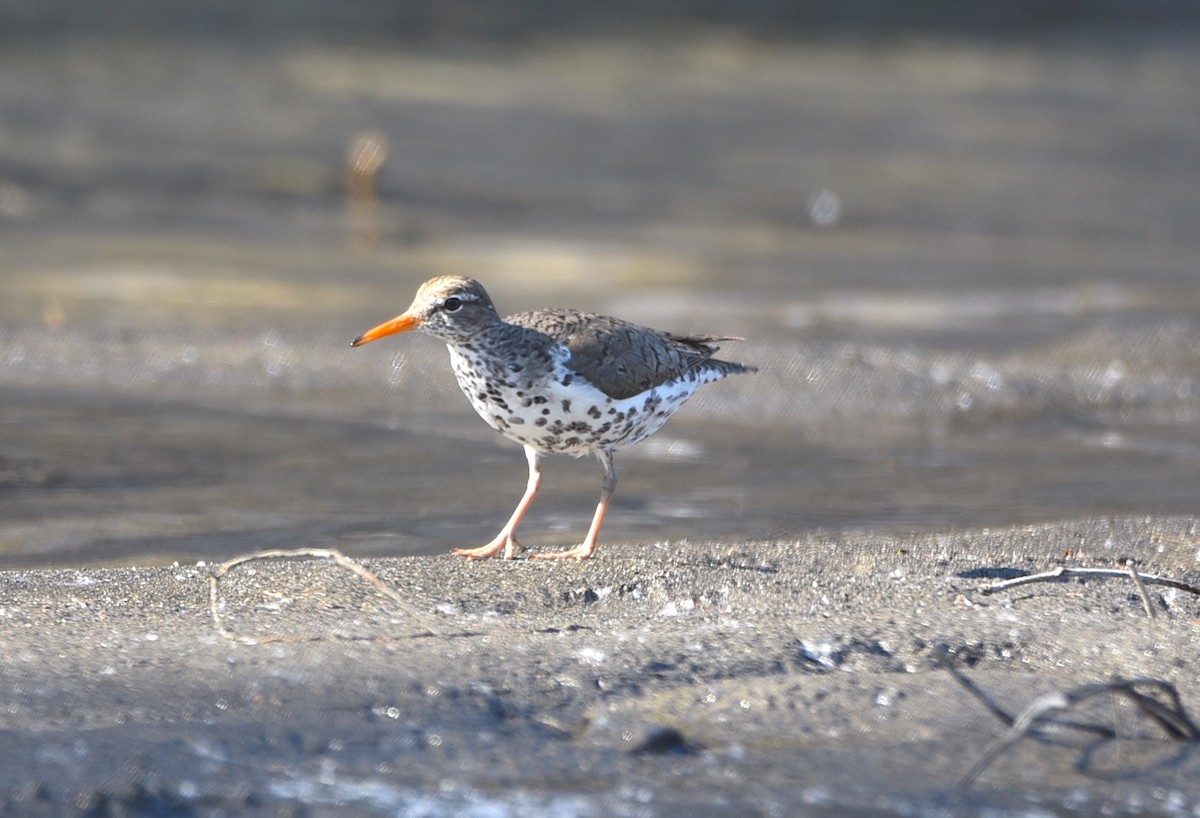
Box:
[350,311,421,347]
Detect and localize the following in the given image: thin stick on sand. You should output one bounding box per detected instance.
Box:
[957,676,1200,787]
[979,565,1200,617]
[209,547,405,642]
[1125,561,1157,619]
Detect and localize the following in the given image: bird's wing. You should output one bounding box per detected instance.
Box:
[510,309,733,400]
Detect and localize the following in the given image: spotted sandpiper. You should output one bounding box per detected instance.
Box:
[351,276,756,560]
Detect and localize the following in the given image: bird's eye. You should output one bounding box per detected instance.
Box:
[442,297,463,313]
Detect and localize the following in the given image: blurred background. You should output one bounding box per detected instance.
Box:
[2,1,1199,567]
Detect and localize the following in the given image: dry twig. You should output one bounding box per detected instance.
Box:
[209,547,405,642]
[1126,561,1157,619]
[978,565,1200,617]
[958,676,1200,787]
[943,657,1116,739]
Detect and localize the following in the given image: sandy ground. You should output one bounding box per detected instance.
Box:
[2,516,1198,816]
[2,3,1199,815]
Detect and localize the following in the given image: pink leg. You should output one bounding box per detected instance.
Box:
[531,451,615,561]
[452,445,541,560]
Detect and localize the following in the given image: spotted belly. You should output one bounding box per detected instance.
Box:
[447,348,710,456]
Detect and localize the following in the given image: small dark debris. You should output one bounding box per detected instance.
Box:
[560,587,600,605]
[630,726,697,756]
[955,567,1030,581]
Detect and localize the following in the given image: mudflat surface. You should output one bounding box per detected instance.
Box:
[3,9,1200,570]
[3,4,1200,815]
[3,516,1198,816]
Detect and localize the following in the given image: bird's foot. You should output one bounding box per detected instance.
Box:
[529,542,599,561]
[451,534,525,560]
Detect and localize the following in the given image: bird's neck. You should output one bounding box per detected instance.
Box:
[444,322,541,382]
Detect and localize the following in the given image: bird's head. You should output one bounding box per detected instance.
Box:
[351,276,499,347]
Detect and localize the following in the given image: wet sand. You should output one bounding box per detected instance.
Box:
[2,516,1198,816]
[4,25,1200,569]
[3,3,1200,814]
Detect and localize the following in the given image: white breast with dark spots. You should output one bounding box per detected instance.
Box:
[447,346,716,456]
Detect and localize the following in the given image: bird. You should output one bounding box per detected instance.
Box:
[351,275,756,560]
